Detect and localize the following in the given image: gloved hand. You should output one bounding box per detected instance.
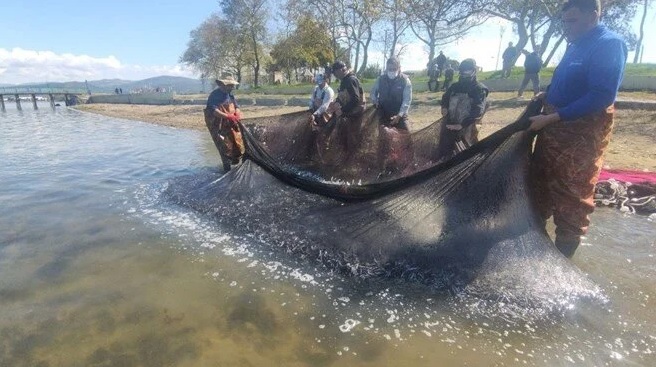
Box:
[225,113,239,125]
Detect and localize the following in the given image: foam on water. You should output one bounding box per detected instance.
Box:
[120,177,653,365]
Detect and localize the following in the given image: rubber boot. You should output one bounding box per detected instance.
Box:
[554,236,581,258]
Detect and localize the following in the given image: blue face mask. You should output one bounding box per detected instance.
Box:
[387,71,398,79]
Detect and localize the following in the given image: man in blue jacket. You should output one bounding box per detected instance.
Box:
[528,0,627,257]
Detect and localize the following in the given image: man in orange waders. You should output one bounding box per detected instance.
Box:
[204,77,245,172]
[528,0,627,257]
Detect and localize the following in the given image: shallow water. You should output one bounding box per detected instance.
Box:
[1,103,655,366]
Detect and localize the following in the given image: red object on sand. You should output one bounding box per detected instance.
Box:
[598,169,656,185]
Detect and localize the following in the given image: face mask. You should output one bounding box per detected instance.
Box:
[459,70,475,81]
[387,71,398,79]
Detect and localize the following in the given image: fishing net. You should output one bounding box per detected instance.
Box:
[165,99,606,305]
[594,179,656,214]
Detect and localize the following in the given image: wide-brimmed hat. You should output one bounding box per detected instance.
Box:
[216,77,239,86]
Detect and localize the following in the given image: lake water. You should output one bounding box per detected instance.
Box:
[1,103,655,367]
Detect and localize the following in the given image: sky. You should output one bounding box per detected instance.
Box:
[1,0,655,85]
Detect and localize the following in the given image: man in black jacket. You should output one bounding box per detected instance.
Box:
[518,47,543,97]
[327,61,366,161]
[437,58,489,161]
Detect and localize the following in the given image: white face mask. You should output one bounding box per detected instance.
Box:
[387,71,398,79]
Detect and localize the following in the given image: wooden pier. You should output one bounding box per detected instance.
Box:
[0,88,84,112]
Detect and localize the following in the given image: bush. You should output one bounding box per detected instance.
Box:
[360,64,382,79]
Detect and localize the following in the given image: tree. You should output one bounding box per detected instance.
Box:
[485,0,640,67]
[270,16,334,83]
[405,0,487,70]
[340,0,383,75]
[634,0,651,63]
[180,14,251,84]
[283,0,351,62]
[221,0,268,88]
[381,0,411,59]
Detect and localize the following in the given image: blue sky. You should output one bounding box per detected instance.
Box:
[0,0,211,84]
[1,0,654,84]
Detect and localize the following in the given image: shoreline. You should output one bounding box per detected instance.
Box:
[73,101,656,171]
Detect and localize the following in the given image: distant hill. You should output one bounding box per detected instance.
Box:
[121,76,207,94]
[1,76,208,94]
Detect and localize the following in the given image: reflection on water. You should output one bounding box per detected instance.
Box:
[0,105,655,366]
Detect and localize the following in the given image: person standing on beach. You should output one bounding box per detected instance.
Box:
[204,77,245,172]
[501,42,518,78]
[518,47,543,97]
[528,0,627,257]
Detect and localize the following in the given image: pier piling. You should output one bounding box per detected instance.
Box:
[15,94,22,111]
[31,94,38,110]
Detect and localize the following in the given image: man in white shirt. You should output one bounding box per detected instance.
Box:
[308,73,335,125]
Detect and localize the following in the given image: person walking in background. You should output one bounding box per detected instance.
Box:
[442,64,454,91]
[435,51,447,79]
[518,46,543,97]
[527,0,627,258]
[437,58,489,161]
[501,42,518,78]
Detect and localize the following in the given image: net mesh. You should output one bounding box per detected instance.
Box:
[165,99,604,299]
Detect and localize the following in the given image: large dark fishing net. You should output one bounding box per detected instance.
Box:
[165,99,603,307]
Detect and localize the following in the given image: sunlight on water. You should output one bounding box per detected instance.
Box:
[0,105,654,366]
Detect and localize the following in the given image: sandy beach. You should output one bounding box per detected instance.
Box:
[74,96,656,171]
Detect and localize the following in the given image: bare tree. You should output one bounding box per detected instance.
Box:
[633,0,651,63]
[381,0,410,59]
[486,0,639,67]
[405,0,487,69]
[342,0,383,75]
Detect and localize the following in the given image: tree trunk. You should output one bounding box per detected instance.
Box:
[513,24,530,66]
[251,32,260,88]
[543,35,565,66]
[427,42,436,71]
[353,41,361,74]
[634,0,648,63]
[358,31,372,75]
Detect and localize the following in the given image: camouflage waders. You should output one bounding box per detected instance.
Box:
[531,104,615,257]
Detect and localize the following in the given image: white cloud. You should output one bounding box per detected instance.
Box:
[0,48,196,84]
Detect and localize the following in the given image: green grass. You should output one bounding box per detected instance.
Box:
[197,63,656,97]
